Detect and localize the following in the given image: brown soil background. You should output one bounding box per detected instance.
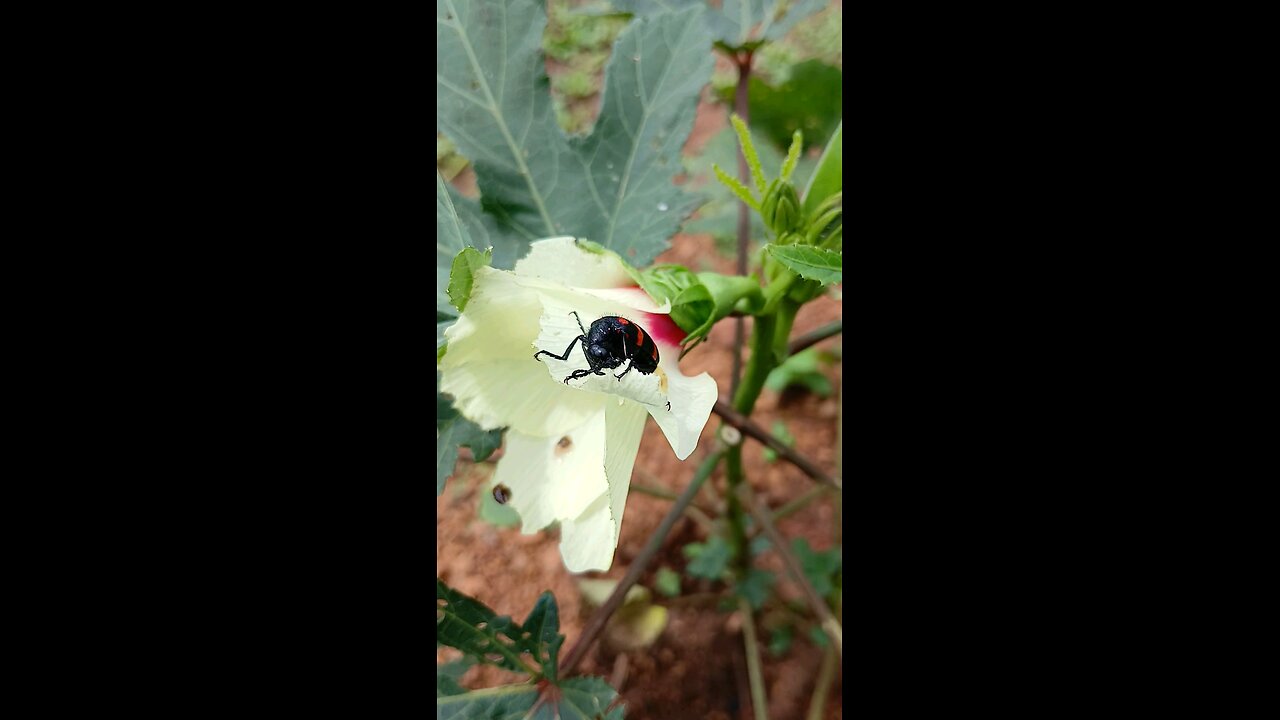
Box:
[439,97,842,720]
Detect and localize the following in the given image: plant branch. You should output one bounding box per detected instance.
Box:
[746,485,829,539]
[737,484,843,657]
[788,320,843,356]
[806,645,838,720]
[739,597,769,720]
[559,449,725,676]
[714,399,841,489]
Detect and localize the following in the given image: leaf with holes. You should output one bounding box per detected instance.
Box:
[437,0,712,268]
[436,657,474,698]
[436,578,565,680]
[435,677,624,720]
[766,244,842,285]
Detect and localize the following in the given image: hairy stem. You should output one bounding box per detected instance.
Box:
[559,450,725,676]
[724,313,778,575]
[740,597,769,720]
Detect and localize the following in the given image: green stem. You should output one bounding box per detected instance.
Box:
[724,313,779,575]
[771,299,800,366]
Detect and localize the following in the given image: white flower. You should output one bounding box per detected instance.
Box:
[440,237,718,572]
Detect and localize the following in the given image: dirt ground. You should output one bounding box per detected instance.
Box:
[438,96,842,719]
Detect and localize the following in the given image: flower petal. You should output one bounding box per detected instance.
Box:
[558,400,648,572]
[514,236,633,289]
[645,350,718,461]
[441,266,606,436]
[492,405,609,533]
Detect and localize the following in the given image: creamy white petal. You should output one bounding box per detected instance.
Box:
[645,351,718,461]
[441,266,606,436]
[603,400,648,542]
[492,405,609,533]
[559,494,614,572]
[559,400,648,572]
[514,236,633,289]
[579,287,671,314]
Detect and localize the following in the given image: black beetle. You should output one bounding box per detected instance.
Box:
[534,312,670,410]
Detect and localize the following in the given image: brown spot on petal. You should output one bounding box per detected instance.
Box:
[555,436,573,456]
[657,367,669,394]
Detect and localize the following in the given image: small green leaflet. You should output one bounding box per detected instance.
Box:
[766,244,842,285]
[447,247,492,314]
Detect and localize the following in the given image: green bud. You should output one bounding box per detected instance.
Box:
[762,181,801,236]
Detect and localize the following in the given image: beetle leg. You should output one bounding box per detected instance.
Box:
[569,311,588,336]
[614,359,634,381]
[534,335,586,363]
[564,366,596,384]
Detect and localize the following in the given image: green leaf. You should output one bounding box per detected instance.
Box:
[768,625,794,656]
[479,486,521,527]
[436,579,565,680]
[750,535,772,555]
[436,657,474,698]
[655,566,681,597]
[763,0,827,40]
[437,379,504,495]
[683,535,733,579]
[437,0,713,268]
[766,244,841,285]
[764,348,833,398]
[808,624,830,648]
[802,120,841,216]
[734,567,776,609]
[448,247,492,314]
[435,677,623,720]
[618,0,822,49]
[791,538,842,599]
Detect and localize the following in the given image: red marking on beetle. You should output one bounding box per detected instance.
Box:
[617,317,629,325]
[635,327,645,346]
[651,345,658,361]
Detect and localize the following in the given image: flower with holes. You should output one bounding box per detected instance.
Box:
[439,237,718,572]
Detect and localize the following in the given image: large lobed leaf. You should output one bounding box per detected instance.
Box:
[436,579,565,680]
[615,0,826,48]
[436,0,712,268]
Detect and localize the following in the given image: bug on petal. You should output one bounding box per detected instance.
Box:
[534,311,671,411]
[493,484,511,504]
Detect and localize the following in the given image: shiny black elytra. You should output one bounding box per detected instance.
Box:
[534,312,670,410]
